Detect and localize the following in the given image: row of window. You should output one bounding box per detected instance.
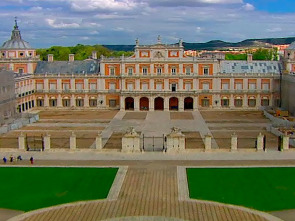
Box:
[201,98,270,108]
[36,99,102,108]
[36,82,270,92]
[18,90,35,98]
[110,67,210,76]
[17,100,35,113]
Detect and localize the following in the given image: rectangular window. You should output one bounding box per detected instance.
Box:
[63,99,70,107]
[157,68,162,75]
[222,83,229,90]
[203,83,210,90]
[262,83,269,91]
[171,83,177,92]
[89,99,97,107]
[185,83,191,91]
[109,99,116,107]
[49,99,57,107]
[109,83,116,90]
[203,68,209,75]
[49,83,56,90]
[142,83,148,91]
[62,83,70,90]
[235,83,243,90]
[249,83,256,90]
[171,68,176,75]
[36,83,43,90]
[76,83,83,90]
[89,83,97,90]
[186,67,191,75]
[76,99,84,107]
[110,68,115,76]
[142,68,148,75]
[156,83,162,91]
[127,83,133,91]
[128,68,133,76]
[37,99,44,107]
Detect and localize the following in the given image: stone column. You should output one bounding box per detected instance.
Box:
[204,134,212,151]
[282,134,290,151]
[256,133,264,151]
[122,127,141,153]
[84,94,89,108]
[179,97,184,111]
[134,97,140,111]
[57,94,62,107]
[44,133,51,150]
[120,96,125,110]
[193,96,198,111]
[166,127,185,153]
[95,132,102,150]
[231,133,238,151]
[164,97,169,111]
[18,132,26,150]
[70,131,76,150]
[150,97,154,111]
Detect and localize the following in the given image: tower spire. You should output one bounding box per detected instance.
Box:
[14,16,18,29]
[11,17,21,40]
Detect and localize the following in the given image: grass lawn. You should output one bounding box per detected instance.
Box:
[0,167,118,212]
[187,167,295,211]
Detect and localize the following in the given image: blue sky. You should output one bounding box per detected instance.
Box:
[0,0,295,48]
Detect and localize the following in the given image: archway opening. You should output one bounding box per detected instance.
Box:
[140,97,149,111]
[154,97,164,110]
[169,97,179,110]
[184,97,193,110]
[125,97,134,110]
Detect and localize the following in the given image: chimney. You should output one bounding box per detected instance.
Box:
[92,51,97,60]
[247,54,253,62]
[69,54,75,62]
[48,54,54,62]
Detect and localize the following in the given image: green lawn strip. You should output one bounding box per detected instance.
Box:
[0,167,118,211]
[187,167,295,211]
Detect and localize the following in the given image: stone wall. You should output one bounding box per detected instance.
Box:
[282,75,295,116]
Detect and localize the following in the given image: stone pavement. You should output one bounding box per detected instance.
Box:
[7,160,288,221]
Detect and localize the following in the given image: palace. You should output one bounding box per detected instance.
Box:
[1,21,295,115]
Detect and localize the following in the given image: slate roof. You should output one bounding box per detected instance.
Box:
[35,60,99,74]
[287,41,295,50]
[220,60,281,74]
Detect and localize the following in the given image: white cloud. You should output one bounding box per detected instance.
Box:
[46,19,80,28]
[70,0,139,11]
[266,27,283,33]
[243,3,255,11]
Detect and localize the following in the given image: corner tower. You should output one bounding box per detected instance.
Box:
[0,18,39,74]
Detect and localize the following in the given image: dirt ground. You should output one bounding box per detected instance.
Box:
[123,112,147,120]
[200,110,269,123]
[104,132,123,150]
[39,110,118,120]
[170,112,194,120]
[183,132,204,149]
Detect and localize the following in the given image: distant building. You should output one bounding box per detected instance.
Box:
[0,19,37,114]
[0,69,16,124]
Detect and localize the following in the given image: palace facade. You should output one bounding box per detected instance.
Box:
[1,21,295,114]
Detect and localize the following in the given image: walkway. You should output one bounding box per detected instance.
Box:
[8,161,283,221]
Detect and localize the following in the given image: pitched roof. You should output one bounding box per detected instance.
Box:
[35,60,99,74]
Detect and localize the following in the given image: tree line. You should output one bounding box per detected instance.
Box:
[225,48,279,60]
[36,44,134,61]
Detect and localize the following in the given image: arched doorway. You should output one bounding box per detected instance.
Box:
[169,97,179,110]
[140,97,149,111]
[125,97,134,110]
[154,97,164,110]
[184,97,193,110]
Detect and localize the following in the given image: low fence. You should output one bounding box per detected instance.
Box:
[0,114,39,135]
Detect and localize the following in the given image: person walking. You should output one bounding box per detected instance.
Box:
[3,157,7,163]
[30,156,34,164]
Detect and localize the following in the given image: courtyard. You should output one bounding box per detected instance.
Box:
[0,109,286,151]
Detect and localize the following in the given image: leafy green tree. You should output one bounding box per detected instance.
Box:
[225,53,247,60]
